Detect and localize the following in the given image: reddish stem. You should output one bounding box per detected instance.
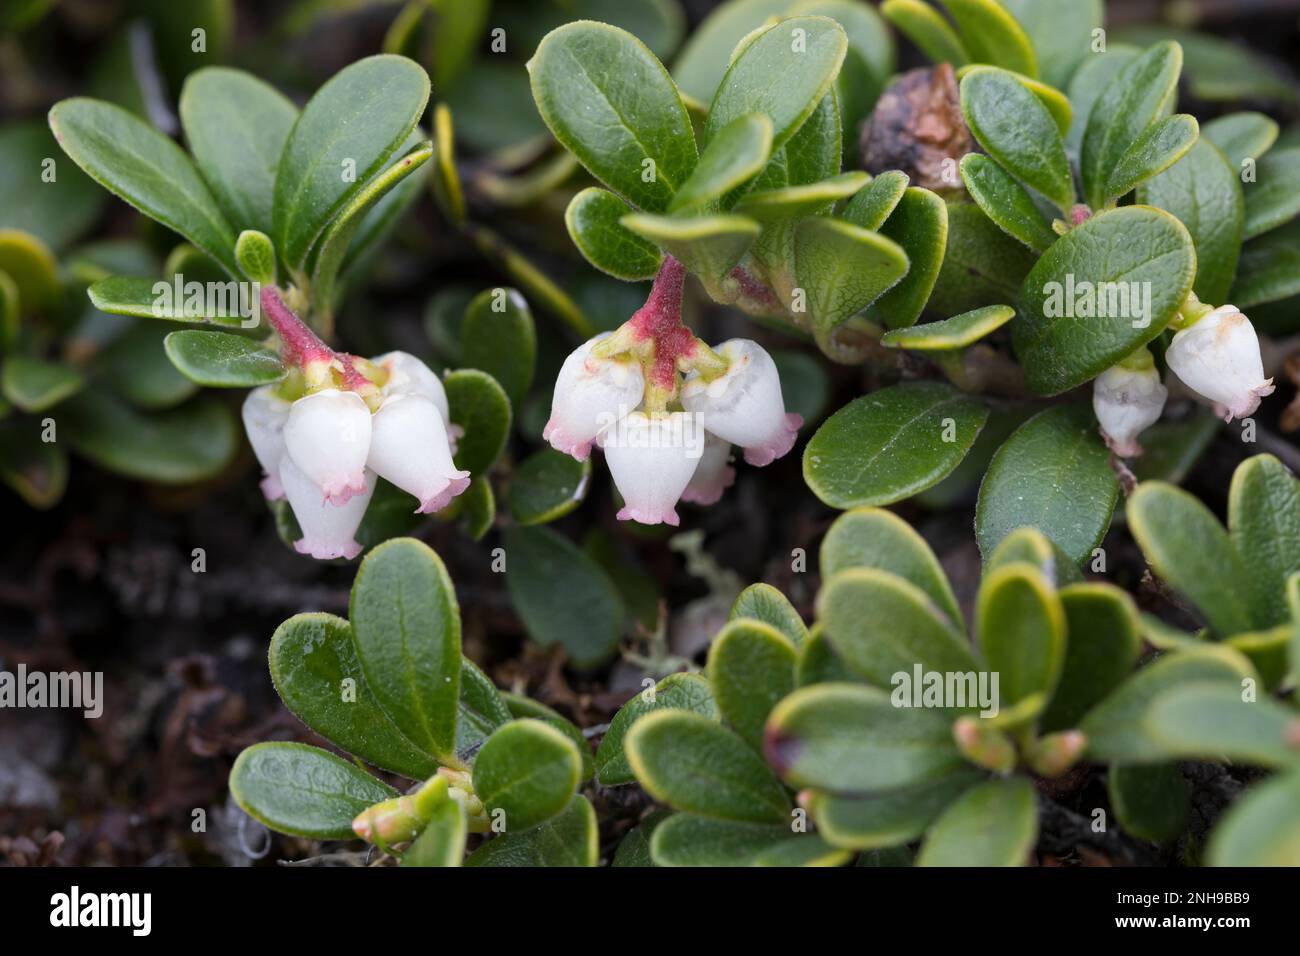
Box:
[627,256,697,389]
[260,286,333,367]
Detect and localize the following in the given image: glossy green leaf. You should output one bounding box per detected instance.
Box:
[1108,763,1189,844]
[1128,481,1253,637]
[1080,41,1183,209]
[960,66,1069,210]
[1202,112,1279,168]
[529,21,696,213]
[819,507,963,628]
[595,673,717,786]
[803,382,989,509]
[916,777,1036,866]
[939,0,1036,76]
[1012,206,1195,395]
[163,330,284,387]
[1242,147,1300,240]
[502,693,595,783]
[508,448,590,526]
[273,55,430,272]
[705,16,847,154]
[880,0,969,66]
[402,796,467,867]
[817,568,979,687]
[1138,138,1244,304]
[627,710,790,823]
[444,368,511,475]
[1041,583,1142,732]
[670,113,772,214]
[864,187,947,329]
[87,275,255,328]
[928,202,1035,317]
[975,562,1066,709]
[60,389,237,483]
[976,404,1119,565]
[1080,646,1256,763]
[794,0,894,149]
[565,188,663,281]
[349,538,462,767]
[959,154,1056,252]
[671,0,794,107]
[1143,682,1300,768]
[1228,454,1300,629]
[707,620,798,751]
[473,720,582,831]
[738,173,870,224]
[235,230,277,286]
[460,287,536,408]
[1105,113,1199,201]
[1206,769,1300,866]
[1,357,83,413]
[179,68,297,237]
[650,814,850,867]
[465,795,598,867]
[729,583,808,646]
[269,612,440,780]
[840,172,909,235]
[455,658,513,763]
[998,0,1101,89]
[1233,219,1300,308]
[48,99,238,276]
[229,742,397,839]
[985,526,1082,587]
[953,66,1071,137]
[1065,46,1140,156]
[806,771,981,850]
[767,683,965,792]
[881,304,1015,352]
[622,212,759,284]
[503,525,624,668]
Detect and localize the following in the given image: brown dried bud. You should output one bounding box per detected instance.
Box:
[859,63,973,194]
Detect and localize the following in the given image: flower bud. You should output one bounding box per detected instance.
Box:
[279,457,373,560]
[603,411,702,526]
[680,339,802,466]
[1165,304,1275,422]
[366,393,470,514]
[544,334,644,461]
[353,775,449,845]
[241,385,291,500]
[680,431,735,506]
[283,388,372,505]
[1092,359,1167,457]
[372,350,450,425]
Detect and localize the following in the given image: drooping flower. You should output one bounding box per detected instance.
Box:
[279,456,375,560]
[602,411,702,526]
[241,385,291,500]
[1092,353,1168,457]
[366,393,470,513]
[681,431,735,506]
[1165,304,1275,422]
[544,334,645,461]
[373,350,450,425]
[282,388,373,505]
[680,339,803,466]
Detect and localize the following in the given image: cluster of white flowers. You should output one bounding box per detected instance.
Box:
[544,335,801,525]
[242,351,468,560]
[1093,303,1275,456]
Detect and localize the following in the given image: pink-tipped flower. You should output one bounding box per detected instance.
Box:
[1092,362,1167,457]
[279,457,374,560]
[680,339,802,466]
[681,431,735,506]
[1166,305,1275,422]
[544,334,644,461]
[283,388,372,505]
[241,385,291,500]
[372,350,450,425]
[603,412,702,526]
[367,393,470,514]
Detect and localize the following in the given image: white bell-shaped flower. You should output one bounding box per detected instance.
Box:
[372,350,450,425]
[681,431,735,506]
[1166,305,1275,421]
[242,385,291,500]
[366,393,470,514]
[544,334,644,461]
[603,411,702,526]
[283,388,373,505]
[680,339,802,466]
[1092,363,1168,457]
[280,457,374,560]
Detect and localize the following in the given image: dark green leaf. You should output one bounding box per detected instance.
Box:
[1,356,83,412]
[881,304,1015,351]
[473,719,582,831]
[1202,112,1279,168]
[1206,769,1300,866]
[0,420,68,508]
[840,170,909,231]
[707,620,798,751]
[0,120,105,251]
[880,0,969,67]
[975,562,1066,709]
[622,212,759,285]
[1108,763,1189,844]
[939,0,1037,77]
[402,796,467,867]
[806,771,981,850]
[1242,147,1300,240]
[460,287,536,408]
[1041,583,1142,732]
[1144,682,1300,768]
[1233,219,1300,308]
[1105,114,1199,201]
[595,673,717,786]
[959,154,1056,252]
[508,448,591,526]
[998,0,1101,89]
[729,583,808,646]
[565,188,663,281]
[916,777,1036,866]
[163,330,285,387]
[672,0,794,106]
[864,187,948,329]
[1228,454,1300,629]
[928,202,1035,317]
[670,113,773,213]
[501,693,595,782]
[465,795,599,867]
[445,368,511,475]
[650,814,850,867]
